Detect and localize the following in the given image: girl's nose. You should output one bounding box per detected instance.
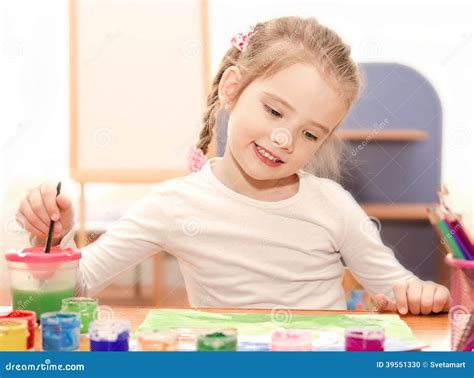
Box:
[271,127,294,152]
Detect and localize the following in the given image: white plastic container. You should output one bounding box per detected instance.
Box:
[5,246,82,321]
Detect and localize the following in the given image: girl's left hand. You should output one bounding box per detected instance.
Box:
[375,278,451,315]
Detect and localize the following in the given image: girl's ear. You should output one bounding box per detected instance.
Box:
[218,66,241,108]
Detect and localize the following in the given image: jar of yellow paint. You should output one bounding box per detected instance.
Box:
[0,319,29,351]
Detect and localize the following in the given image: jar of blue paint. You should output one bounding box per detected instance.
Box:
[41,312,81,351]
[89,320,130,352]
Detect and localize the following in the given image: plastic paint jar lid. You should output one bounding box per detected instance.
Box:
[6,247,82,281]
[197,328,238,351]
[270,330,313,351]
[0,318,28,334]
[5,246,81,263]
[89,320,131,342]
[41,311,81,328]
[345,328,385,351]
[0,310,36,321]
[62,297,98,311]
[136,330,179,351]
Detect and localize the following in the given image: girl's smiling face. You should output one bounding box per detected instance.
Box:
[220,63,348,182]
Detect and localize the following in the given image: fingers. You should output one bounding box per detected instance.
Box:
[393,280,451,315]
[433,286,451,313]
[56,194,71,211]
[56,194,74,234]
[406,280,423,315]
[375,293,397,312]
[420,282,436,315]
[18,201,62,238]
[372,282,451,316]
[19,182,66,239]
[27,188,51,228]
[40,182,60,221]
[16,208,47,237]
[392,281,409,315]
[443,290,452,312]
[18,200,49,235]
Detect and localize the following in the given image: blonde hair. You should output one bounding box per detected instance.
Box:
[197,16,361,182]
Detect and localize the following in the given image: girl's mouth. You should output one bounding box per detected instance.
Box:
[253,142,284,167]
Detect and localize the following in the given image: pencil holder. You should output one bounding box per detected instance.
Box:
[445,254,474,351]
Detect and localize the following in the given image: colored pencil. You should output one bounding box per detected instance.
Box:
[432,208,465,260]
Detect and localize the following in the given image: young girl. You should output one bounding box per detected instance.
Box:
[17,16,450,314]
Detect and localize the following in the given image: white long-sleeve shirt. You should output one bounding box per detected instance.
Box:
[47,157,416,309]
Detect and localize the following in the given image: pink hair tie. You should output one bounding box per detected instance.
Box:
[230,25,255,52]
[187,145,207,172]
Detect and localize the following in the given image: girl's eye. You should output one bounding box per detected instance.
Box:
[264,104,282,118]
[303,130,318,141]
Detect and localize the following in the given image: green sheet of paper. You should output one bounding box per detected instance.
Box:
[135,309,421,345]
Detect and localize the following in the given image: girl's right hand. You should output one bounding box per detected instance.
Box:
[16,182,75,246]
